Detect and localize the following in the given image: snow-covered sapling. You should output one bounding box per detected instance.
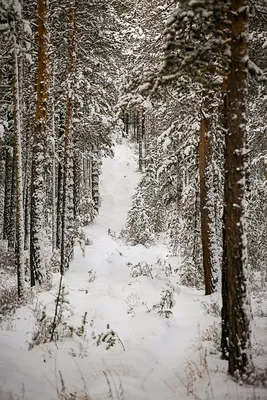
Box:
[127,261,153,279]
[151,284,175,318]
[76,311,88,337]
[92,324,125,351]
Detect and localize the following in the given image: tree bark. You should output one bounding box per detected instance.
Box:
[137,106,143,172]
[222,0,252,376]
[3,144,13,244]
[60,0,77,275]
[199,102,215,295]
[12,34,25,297]
[30,0,50,286]
[91,145,100,213]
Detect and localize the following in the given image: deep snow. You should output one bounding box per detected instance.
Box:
[0,139,267,400]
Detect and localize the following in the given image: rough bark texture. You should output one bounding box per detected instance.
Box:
[91,145,100,213]
[138,107,143,172]
[56,112,64,250]
[51,69,56,252]
[9,150,16,250]
[3,145,13,244]
[221,75,229,360]
[73,148,82,220]
[30,0,49,286]
[199,102,215,295]
[222,0,252,376]
[12,36,25,297]
[60,0,77,275]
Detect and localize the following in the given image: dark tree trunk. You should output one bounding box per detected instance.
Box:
[137,107,143,172]
[222,0,252,377]
[56,158,63,249]
[199,97,216,295]
[8,156,16,251]
[56,112,64,250]
[124,111,129,136]
[3,145,13,244]
[221,75,229,360]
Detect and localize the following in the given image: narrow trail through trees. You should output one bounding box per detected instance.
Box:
[1,140,265,400]
[0,140,201,400]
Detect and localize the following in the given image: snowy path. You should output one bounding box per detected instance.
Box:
[1,139,265,400]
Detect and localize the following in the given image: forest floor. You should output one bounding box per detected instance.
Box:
[0,138,267,400]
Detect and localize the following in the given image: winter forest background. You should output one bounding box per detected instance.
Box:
[0,0,267,399]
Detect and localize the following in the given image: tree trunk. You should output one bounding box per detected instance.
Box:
[51,68,56,252]
[199,98,215,295]
[124,111,129,136]
[221,75,229,360]
[91,145,100,213]
[138,107,143,172]
[30,0,50,286]
[12,35,25,297]
[9,157,16,251]
[56,112,64,250]
[222,0,252,377]
[3,145,13,244]
[73,148,82,220]
[60,0,77,275]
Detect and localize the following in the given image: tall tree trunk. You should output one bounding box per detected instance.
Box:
[91,145,100,214]
[60,0,77,275]
[3,104,16,249]
[199,96,216,295]
[30,0,50,286]
[56,112,64,250]
[23,126,32,251]
[124,111,129,136]
[51,67,56,252]
[137,106,143,172]
[222,0,252,376]
[73,148,81,220]
[221,75,229,360]
[9,157,16,250]
[12,35,25,297]
[3,144,13,244]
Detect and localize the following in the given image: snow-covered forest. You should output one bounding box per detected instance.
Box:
[0,0,267,399]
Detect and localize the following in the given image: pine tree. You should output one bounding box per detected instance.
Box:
[12,29,25,297]
[30,0,50,286]
[221,0,252,376]
[60,0,77,275]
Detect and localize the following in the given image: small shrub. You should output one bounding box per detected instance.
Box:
[154,257,173,278]
[76,312,88,337]
[127,262,153,278]
[0,285,19,319]
[151,283,175,318]
[29,281,73,349]
[92,324,125,351]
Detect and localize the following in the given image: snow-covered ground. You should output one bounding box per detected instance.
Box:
[0,139,267,400]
